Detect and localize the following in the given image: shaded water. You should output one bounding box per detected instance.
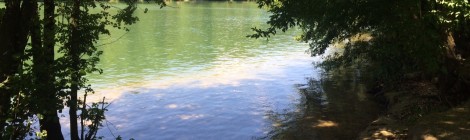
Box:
[263,70,382,140]
[54,1,381,139]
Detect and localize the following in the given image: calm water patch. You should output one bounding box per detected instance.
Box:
[59,1,318,139]
[262,70,382,140]
[56,2,380,140]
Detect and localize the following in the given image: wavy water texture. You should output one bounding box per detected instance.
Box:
[57,2,319,139]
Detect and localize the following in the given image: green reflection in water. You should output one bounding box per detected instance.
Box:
[90,2,278,89]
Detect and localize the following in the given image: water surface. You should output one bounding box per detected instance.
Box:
[59,2,317,139]
[57,2,380,139]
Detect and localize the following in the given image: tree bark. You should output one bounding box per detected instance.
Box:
[0,0,21,133]
[69,0,81,139]
[31,0,64,139]
[0,0,35,135]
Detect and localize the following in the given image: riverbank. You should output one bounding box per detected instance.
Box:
[359,79,470,139]
[263,69,383,140]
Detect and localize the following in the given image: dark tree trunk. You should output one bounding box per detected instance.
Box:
[69,0,81,139]
[0,0,22,133]
[0,0,35,135]
[42,0,64,138]
[30,0,64,139]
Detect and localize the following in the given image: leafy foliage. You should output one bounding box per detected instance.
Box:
[0,8,4,24]
[252,0,470,82]
[1,0,166,139]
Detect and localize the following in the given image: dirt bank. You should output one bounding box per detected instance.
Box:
[359,80,470,139]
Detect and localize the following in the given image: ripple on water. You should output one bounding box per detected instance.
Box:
[65,2,319,140]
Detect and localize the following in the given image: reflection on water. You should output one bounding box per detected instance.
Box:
[56,2,381,140]
[262,70,383,140]
[58,1,320,139]
[89,1,277,89]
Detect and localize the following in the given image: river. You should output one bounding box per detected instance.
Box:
[57,1,380,139]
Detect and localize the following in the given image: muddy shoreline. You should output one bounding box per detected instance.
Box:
[359,80,470,139]
[261,69,469,139]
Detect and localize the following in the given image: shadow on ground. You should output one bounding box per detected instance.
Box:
[408,101,470,140]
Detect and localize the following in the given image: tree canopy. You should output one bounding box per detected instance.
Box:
[0,0,164,139]
[251,0,470,85]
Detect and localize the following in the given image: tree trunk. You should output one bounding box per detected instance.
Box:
[30,0,64,139]
[0,0,21,133]
[69,0,81,139]
[0,0,35,135]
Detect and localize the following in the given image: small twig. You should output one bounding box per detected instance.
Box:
[105,120,118,138]
[81,91,88,139]
[96,31,130,47]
